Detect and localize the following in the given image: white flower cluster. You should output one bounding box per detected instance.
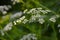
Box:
[23,8,51,24]
[0,5,11,14]
[23,8,60,23]
[23,8,51,14]
[38,18,45,24]
[20,33,37,40]
[13,16,25,25]
[3,22,13,31]
[0,0,20,14]
[49,16,56,23]
[13,8,60,25]
[29,13,45,24]
[11,0,20,5]
[22,19,29,24]
[10,12,23,20]
[49,15,60,23]
[0,22,13,36]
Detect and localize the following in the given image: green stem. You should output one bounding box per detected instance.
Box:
[5,32,13,40]
[51,23,58,40]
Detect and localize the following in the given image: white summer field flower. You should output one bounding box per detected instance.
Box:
[26,8,37,14]
[20,33,37,40]
[4,5,11,11]
[35,14,41,18]
[38,18,45,24]
[29,15,36,23]
[7,5,12,8]
[32,10,37,14]
[45,10,51,12]
[14,16,26,24]
[16,19,21,23]
[27,8,41,14]
[30,8,36,12]
[19,16,25,21]
[11,0,20,5]
[23,9,28,13]
[0,5,12,14]
[40,10,48,14]
[10,12,23,22]
[0,6,7,14]
[11,12,23,19]
[49,17,56,23]
[25,8,51,15]
[2,11,7,14]
[3,22,13,31]
[15,0,20,3]
[22,19,29,24]
[13,21,17,25]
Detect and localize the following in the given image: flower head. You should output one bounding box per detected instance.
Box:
[49,17,56,23]
[3,22,13,31]
[38,18,45,24]
[20,33,37,40]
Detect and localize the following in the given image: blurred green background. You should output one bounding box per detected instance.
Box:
[0,0,60,40]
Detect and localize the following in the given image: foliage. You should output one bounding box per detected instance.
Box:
[0,0,60,40]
